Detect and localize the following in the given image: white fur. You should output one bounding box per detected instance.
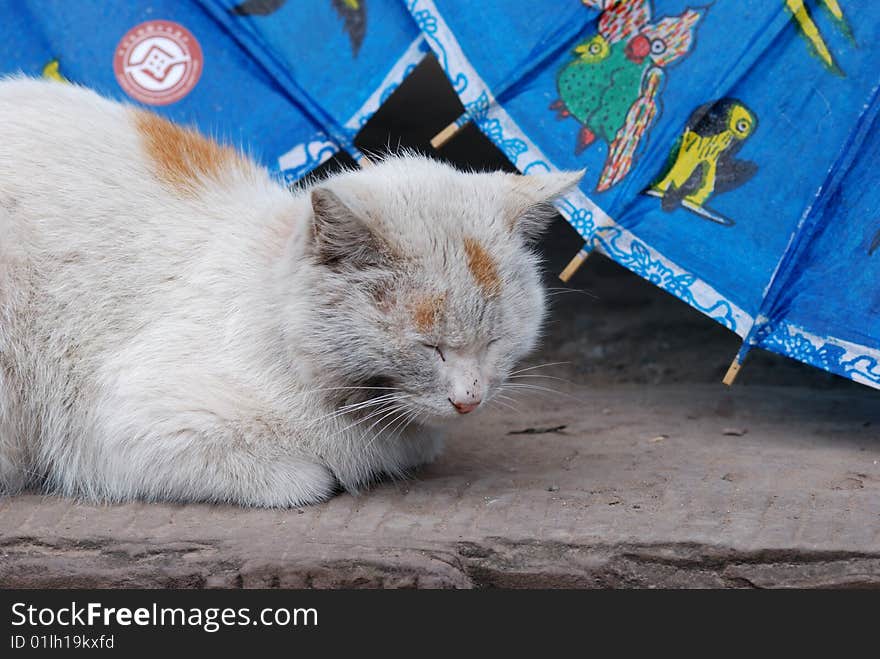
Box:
[0,78,581,506]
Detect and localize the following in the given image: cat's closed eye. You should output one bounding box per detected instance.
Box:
[421,343,446,361]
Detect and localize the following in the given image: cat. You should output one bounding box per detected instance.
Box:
[0,78,582,507]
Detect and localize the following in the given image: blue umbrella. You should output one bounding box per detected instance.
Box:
[410,0,880,390]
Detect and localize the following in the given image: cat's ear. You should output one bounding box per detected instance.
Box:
[507,170,584,241]
[309,187,388,268]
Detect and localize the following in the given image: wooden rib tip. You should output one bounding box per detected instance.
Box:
[559,248,590,283]
[430,121,463,150]
[722,359,742,386]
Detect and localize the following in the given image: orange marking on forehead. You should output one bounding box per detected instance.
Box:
[464,237,501,296]
[412,292,447,333]
[132,109,246,195]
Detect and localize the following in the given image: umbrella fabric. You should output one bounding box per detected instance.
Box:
[196,0,429,181]
[1,0,425,182]
[409,0,880,389]
[1,0,326,176]
[741,96,880,388]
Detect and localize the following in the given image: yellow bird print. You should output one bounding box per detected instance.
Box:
[786,0,853,75]
[41,59,68,83]
[646,98,757,226]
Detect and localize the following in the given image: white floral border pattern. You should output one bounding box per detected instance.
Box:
[277,37,430,181]
[750,319,880,387]
[277,136,338,184]
[409,0,880,390]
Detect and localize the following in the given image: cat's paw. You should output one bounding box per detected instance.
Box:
[244,457,337,508]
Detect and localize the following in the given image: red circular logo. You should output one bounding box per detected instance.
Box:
[113,20,202,106]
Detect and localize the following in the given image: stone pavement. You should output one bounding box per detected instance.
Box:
[2,383,878,588]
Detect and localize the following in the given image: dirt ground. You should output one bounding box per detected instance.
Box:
[0,57,877,588]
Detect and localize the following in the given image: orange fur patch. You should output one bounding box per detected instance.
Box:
[412,292,447,332]
[133,110,245,195]
[464,237,501,296]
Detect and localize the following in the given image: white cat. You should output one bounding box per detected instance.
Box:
[0,78,582,506]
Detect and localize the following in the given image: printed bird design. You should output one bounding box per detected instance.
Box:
[552,0,703,191]
[330,0,367,55]
[786,0,853,75]
[646,98,758,222]
[230,0,367,55]
[41,59,68,83]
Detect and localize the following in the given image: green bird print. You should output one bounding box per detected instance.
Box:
[551,0,703,191]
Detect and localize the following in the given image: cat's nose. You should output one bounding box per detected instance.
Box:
[449,384,482,414]
[451,400,480,414]
[449,370,483,414]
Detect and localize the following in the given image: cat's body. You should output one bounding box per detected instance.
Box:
[0,78,580,506]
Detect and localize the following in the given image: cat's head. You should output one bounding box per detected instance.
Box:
[295,155,582,423]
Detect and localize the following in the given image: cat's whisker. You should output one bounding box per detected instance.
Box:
[363,405,412,452]
[508,374,573,384]
[321,391,403,414]
[300,390,402,419]
[304,392,410,428]
[334,391,409,411]
[372,407,423,458]
[337,399,411,435]
[500,382,581,402]
[386,408,419,446]
[300,385,405,404]
[379,409,413,440]
[544,287,599,300]
[488,397,519,414]
[381,407,419,445]
[501,383,560,394]
[321,398,408,440]
[359,402,411,441]
[302,385,404,394]
[495,390,527,407]
[508,361,571,376]
[495,393,520,406]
